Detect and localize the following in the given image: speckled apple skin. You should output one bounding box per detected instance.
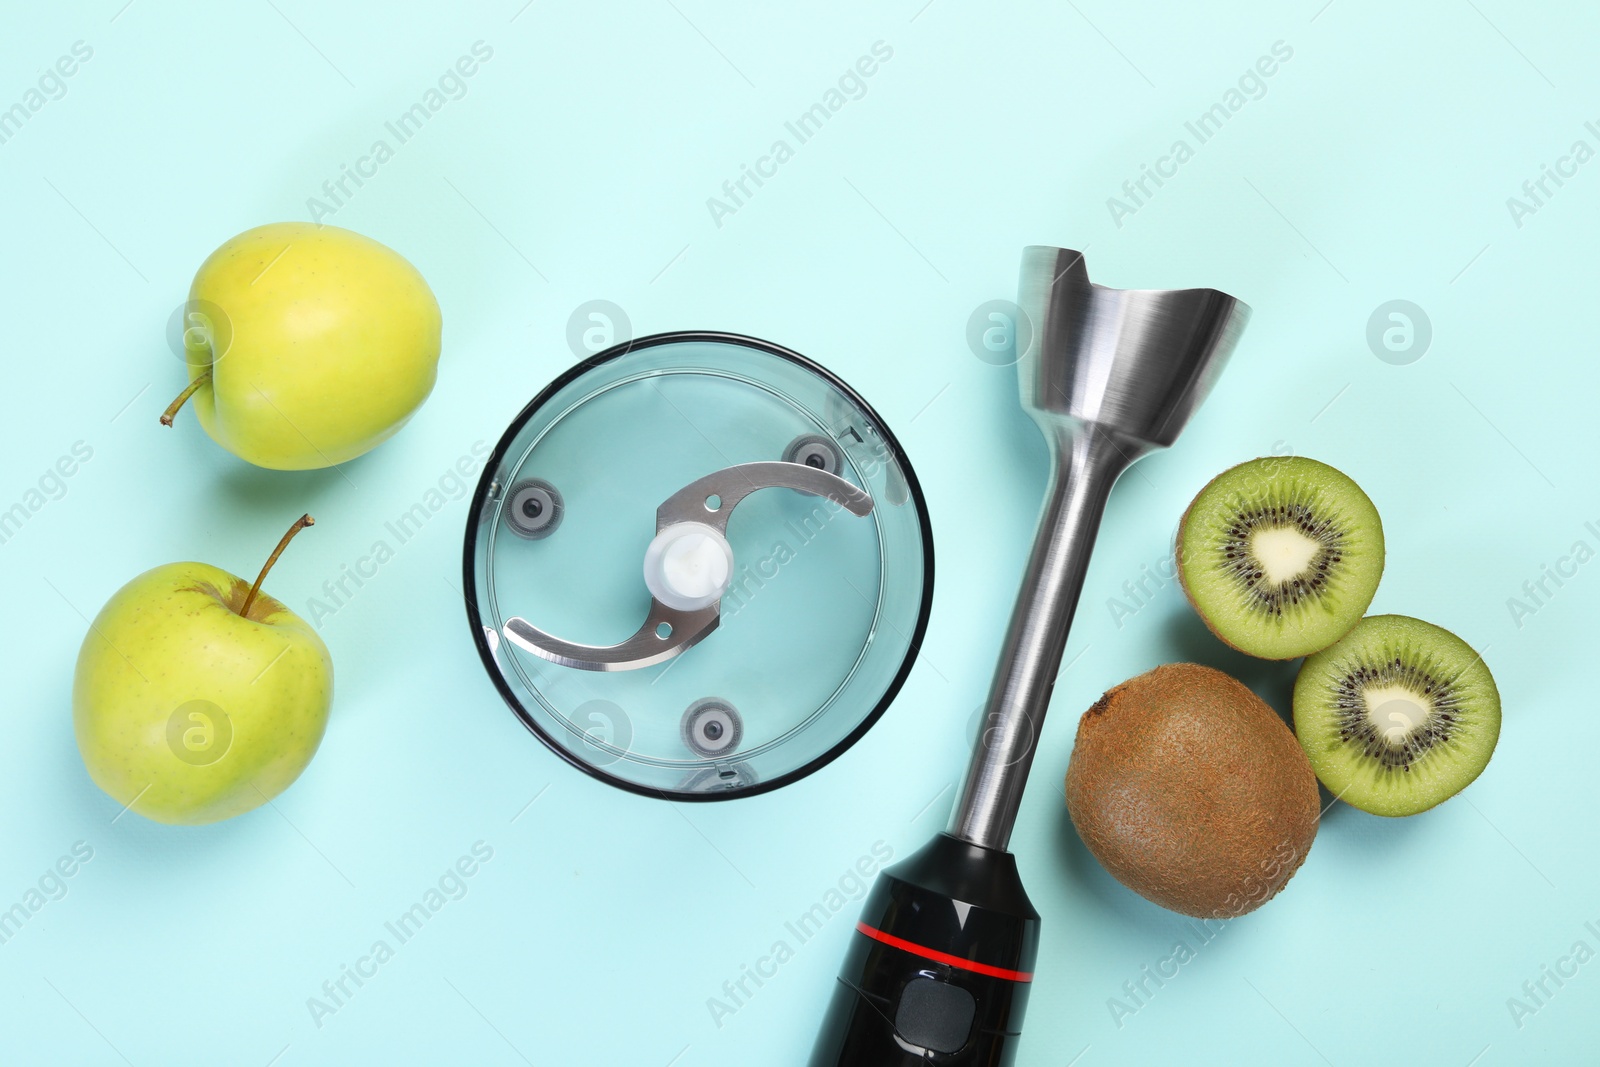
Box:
[72,562,334,825]
[185,221,442,470]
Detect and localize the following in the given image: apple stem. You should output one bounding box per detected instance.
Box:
[160,368,213,427]
[241,514,315,618]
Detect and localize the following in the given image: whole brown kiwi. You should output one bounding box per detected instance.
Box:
[1065,663,1319,918]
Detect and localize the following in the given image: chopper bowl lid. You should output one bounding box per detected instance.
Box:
[462,332,934,801]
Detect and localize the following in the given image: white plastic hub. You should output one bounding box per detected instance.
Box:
[643,522,734,612]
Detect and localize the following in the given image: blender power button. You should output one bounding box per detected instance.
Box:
[893,977,976,1054]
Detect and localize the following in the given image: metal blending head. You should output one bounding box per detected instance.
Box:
[949,246,1250,851]
[811,248,1250,1066]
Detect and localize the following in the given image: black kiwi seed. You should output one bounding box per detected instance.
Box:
[1217,502,1347,613]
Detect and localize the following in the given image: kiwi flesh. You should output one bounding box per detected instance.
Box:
[1178,456,1384,660]
[1293,614,1500,817]
[1065,663,1320,919]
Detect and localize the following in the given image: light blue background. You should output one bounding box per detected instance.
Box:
[2,1,1596,1064]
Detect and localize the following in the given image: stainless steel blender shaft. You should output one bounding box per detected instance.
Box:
[811,248,1249,1067]
[948,424,1136,848]
[948,247,1250,850]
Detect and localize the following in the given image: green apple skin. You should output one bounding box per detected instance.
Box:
[185,221,442,470]
[73,562,334,825]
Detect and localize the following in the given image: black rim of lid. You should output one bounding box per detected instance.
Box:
[460,331,936,802]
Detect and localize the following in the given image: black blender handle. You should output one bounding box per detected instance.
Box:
[810,834,1039,1067]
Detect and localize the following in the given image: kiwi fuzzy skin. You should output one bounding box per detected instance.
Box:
[1065,663,1320,919]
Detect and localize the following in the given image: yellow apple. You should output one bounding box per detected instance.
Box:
[72,516,334,825]
[162,222,441,469]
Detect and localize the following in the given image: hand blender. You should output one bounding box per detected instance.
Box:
[809,247,1250,1065]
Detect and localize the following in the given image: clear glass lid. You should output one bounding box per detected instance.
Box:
[463,333,933,800]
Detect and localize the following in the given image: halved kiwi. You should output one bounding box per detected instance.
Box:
[1293,614,1500,816]
[1178,456,1384,659]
